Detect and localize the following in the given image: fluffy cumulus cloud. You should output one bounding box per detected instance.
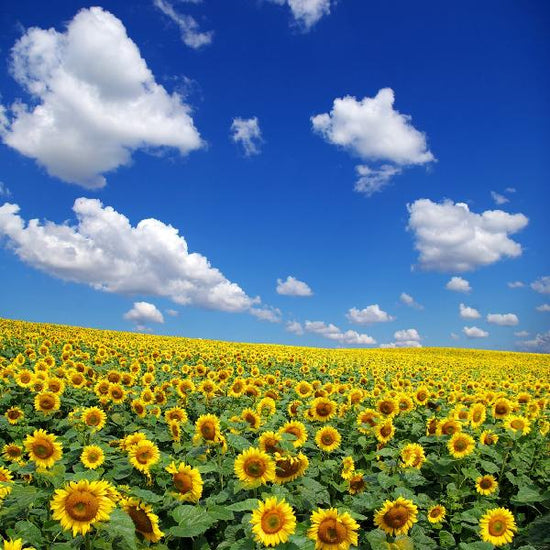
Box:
[346,304,394,324]
[446,276,471,293]
[381,328,422,348]
[230,117,263,156]
[400,292,423,309]
[531,276,550,294]
[286,320,304,335]
[407,200,528,272]
[250,306,282,323]
[124,301,164,324]
[276,275,312,296]
[487,313,519,326]
[536,304,550,312]
[153,0,213,49]
[508,281,524,288]
[520,330,550,353]
[304,321,376,345]
[463,326,489,339]
[268,0,332,30]
[0,198,260,313]
[459,303,481,319]
[1,7,203,188]
[311,88,434,195]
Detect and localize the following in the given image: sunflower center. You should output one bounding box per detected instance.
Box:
[201,422,216,440]
[380,425,392,437]
[128,506,154,534]
[87,452,100,463]
[40,396,56,410]
[285,427,301,438]
[244,459,265,478]
[65,490,100,522]
[511,419,523,430]
[443,424,456,435]
[495,404,507,415]
[384,505,410,528]
[317,404,331,416]
[136,449,152,464]
[350,476,365,491]
[430,508,441,518]
[276,458,301,478]
[173,473,193,493]
[489,519,506,536]
[417,391,427,401]
[33,440,54,459]
[318,518,346,544]
[111,388,123,399]
[480,478,492,489]
[7,410,21,420]
[261,511,284,534]
[321,434,334,445]
[473,411,482,422]
[7,446,22,458]
[453,439,467,452]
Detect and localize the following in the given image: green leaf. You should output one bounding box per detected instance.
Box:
[365,528,388,550]
[13,521,44,547]
[458,543,493,550]
[226,499,259,512]
[105,508,137,550]
[439,530,456,548]
[513,485,542,504]
[129,487,163,503]
[170,506,215,538]
[207,504,235,521]
[479,460,499,474]
[227,434,252,452]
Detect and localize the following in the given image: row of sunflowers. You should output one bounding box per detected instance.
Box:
[0,318,548,549]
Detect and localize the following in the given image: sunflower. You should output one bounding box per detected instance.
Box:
[121,497,164,543]
[25,429,63,469]
[259,431,283,454]
[274,452,309,484]
[341,456,355,480]
[479,430,498,446]
[400,443,426,469]
[315,426,341,452]
[427,504,446,524]
[251,497,297,547]
[448,432,475,459]
[437,418,462,437]
[356,409,379,433]
[476,475,498,496]
[242,408,262,431]
[50,479,115,536]
[34,392,61,415]
[234,447,275,488]
[308,508,359,550]
[469,403,487,428]
[0,466,13,499]
[347,472,366,495]
[81,445,105,469]
[82,407,107,431]
[310,397,337,422]
[1,538,35,550]
[166,462,203,502]
[279,421,308,448]
[492,398,513,419]
[375,419,395,443]
[128,440,160,474]
[5,407,24,425]
[168,420,181,442]
[120,432,148,451]
[376,397,398,417]
[164,406,188,424]
[108,384,126,404]
[2,443,23,463]
[503,414,531,435]
[131,399,147,418]
[374,497,418,536]
[479,507,517,547]
[195,414,221,442]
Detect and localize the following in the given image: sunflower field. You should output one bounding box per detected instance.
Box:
[0,318,548,550]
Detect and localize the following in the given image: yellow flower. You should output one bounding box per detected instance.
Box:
[279,421,308,448]
[469,403,486,428]
[308,508,359,550]
[315,426,341,452]
[24,429,63,469]
[503,414,531,435]
[50,479,115,536]
[81,445,105,469]
[374,497,418,536]
[400,443,426,469]
[81,407,107,431]
[427,504,446,524]
[2,538,35,550]
[274,452,309,484]
[476,475,498,495]
[0,466,13,499]
[34,392,61,415]
[2,443,24,463]
[374,419,395,443]
[347,472,366,495]
[121,497,164,543]
[479,507,517,547]
[128,440,160,474]
[341,456,355,480]
[195,414,221,442]
[310,397,337,422]
[492,398,513,419]
[166,462,203,502]
[234,447,275,488]
[356,408,379,433]
[5,407,24,425]
[251,497,297,547]
[241,408,262,430]
[479,430,498,446]
[259,431,283,454]
[448,432,475,459]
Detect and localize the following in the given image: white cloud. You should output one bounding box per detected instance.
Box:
[531,276,550,294]
[508,281,524,288]
[0,198,260,313]
[166,309,179,317]
[381,328,422,348]
[286,320,304,335]
[0,182,11,197]
[250,306,282,323]
[521,330,550,353]
[446,276,471,293]
[153,0,213,49]
[354,164,402,196]
[459,303,481,319]
[463,326,489,338]
[230,117,263,156]
[400,292,423,309]
[124,301,164,324]
[346,304,394,324]
[505,187,516,193]
[514,330,529,338]
[491,191,509,205]
[487,313,519,326]
[304,320,376,345]
[1,7,203,188]
[450,332,460,340]
[407,199,528,272]
[276,275,313,297]
[268,0,332,30]
[311,88,434,195]
[536,304,550,312]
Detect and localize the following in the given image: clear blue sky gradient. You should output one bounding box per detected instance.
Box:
[0,0,548,350]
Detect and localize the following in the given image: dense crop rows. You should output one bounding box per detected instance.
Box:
[0,318,548,549]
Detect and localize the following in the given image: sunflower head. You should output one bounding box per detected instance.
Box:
[128,440,160,474]
[251,497,297,547]
[279,421,308,448]
[25,429,63,469]
[234,447,275,488]
[5,407,24,424]
[448,432,475,459]
[121,497,164,543]
[315,426,341,452]
[308,508,359,550]
[479,507,517,547]
[82,407,107,431]
[195,414,221,442]
[476,475,498,495]
[81,445,105,470]
[427,504,446,524]
[274,452,309,484]
[374,497,418,536]
[166,462,203,502]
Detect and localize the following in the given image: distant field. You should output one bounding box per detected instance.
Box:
[0,318,548,549]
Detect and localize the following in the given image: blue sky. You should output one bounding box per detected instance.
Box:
[0,0,549,351]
